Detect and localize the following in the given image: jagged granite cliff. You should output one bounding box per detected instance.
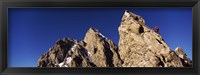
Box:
[118,10,192,67]
[37,28,122,67]
[37,10,192,67]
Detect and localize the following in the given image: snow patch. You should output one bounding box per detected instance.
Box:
[57,57,72,67]
[98,32,106,38]
[48,48,52,51]
[87,51,91,56]
[64,65,68,67]
[124,11,130,17]
[55,63,59,66]
[98,32,108,40]
[86,51,92,62]
[85,51,91,59]
[66,57,72,64]
[70,44,78,52]
[58,62,64,67]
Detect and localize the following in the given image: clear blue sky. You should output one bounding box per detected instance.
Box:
[8,8,192,67]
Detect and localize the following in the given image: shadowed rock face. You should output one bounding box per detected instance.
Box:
[38,10,192,67]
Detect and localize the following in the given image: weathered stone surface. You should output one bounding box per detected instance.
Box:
[118,10,192,67]
[38,38,92,67]
[38,28,122,67]
[175,47,192,67]
[84,28,122,67]
[38,10,192,67]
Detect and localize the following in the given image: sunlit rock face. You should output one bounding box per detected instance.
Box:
[38,28,122,67]
[118,10,192,67]
[83,28,123,67]
[38,10,192,67]
[37,38,92,67]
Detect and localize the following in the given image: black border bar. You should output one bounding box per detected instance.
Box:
[3,2,198,7]
[0,0,200,75]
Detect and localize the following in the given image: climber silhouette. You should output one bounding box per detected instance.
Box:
[154,26,159,33]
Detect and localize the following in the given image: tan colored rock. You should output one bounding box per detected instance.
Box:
[38,38,93,67]
[175,47,192,67]
[84,28,122,67]
[38,28,122,67]
[118,10,191,67]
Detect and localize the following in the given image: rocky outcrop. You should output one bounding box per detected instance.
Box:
[38,28,122,67]
[37,38,92,67]
[118,10,192,67]
[83,28,122,67]
[175,47,192,67]
[38,10,192,67]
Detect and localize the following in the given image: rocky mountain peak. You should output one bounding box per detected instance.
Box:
[123,10,146,25]
[38,27,122,67]
[88,27,99,32]
[84,27,107,41]
[118,10,191,67]
[38,10,192,67]
[84,27,122,67]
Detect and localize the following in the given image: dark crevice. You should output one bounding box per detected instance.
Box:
[156,56,164,67]
[89,62,97,67]
[161,55,166,63]
[104,42,114,67]
[180,58,191,67]
[94,48,97,54]
[156,39,162,44]
[74,56,83,67]
[115,47,124,64]
[135,16,139,21]
[139,26,144,33]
